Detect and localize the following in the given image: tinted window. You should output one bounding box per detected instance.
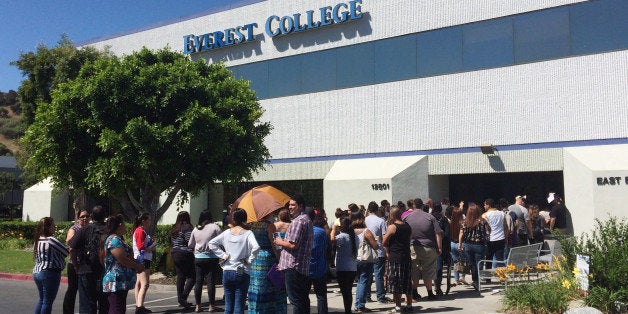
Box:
[230,62,269,99]
[268,56,301,98]
[301,49,337,94]
[463,18,514,70]
[336,43,375,88]
[514,7,570,63]
[374,35,417,83]
[418,27,463,77]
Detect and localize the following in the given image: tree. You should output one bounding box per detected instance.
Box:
[21,47,271,231]
[11,35,108,126]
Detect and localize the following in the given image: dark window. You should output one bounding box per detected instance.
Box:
[301,49,337,94]
[463,18,514,70]
[230,62,269,99]
[514,7,570,63]
[336,43,375,88]
[374,35,417,83]
[418,27,463,77]
[268,56,301,98]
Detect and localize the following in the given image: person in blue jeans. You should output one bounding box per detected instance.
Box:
[208,209,260,314]
[364,201,388,303]
[458,204,489,290]
[352,211,379,312]
[33,217,69,314]
[309,208,329,314]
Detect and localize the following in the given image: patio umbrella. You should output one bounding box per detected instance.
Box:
[231,184,291,222]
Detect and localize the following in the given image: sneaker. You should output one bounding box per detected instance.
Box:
[378,297,394,304]
[366,297,374,303]
[135,307,152,314]
[388,306,402,313]
[208,306,222,312]
[194,305,203,312]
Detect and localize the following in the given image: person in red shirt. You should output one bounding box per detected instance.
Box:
[132,213,156,314]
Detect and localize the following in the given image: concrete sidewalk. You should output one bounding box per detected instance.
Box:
[1,272,504,313]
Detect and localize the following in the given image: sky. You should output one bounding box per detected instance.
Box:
[0,0,242,93]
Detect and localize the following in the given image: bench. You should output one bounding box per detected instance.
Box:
[477,242,542,292]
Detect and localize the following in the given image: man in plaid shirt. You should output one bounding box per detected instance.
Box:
[274,194,313,314]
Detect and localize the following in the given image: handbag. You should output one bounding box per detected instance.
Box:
[358,232,378,263]
[266,263,285,290]
[455,250,472,274]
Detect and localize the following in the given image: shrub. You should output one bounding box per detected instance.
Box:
[502,277,576,314]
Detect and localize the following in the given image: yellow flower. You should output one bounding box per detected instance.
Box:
[562,279,572,289]
[573,268,580,276]
[507,264,516,271]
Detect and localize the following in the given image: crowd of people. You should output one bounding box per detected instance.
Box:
[30,191,568,314]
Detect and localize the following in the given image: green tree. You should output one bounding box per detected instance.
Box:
[11,35,108,126]
[21,47,271,231]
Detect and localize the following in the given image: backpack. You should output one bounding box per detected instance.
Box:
[80,223,106,272]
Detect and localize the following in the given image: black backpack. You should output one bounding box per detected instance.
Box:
[79,223,106,271]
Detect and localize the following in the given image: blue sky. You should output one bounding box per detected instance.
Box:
[0,0,241,92]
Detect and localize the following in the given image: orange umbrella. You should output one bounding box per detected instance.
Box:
[231,184,291,222]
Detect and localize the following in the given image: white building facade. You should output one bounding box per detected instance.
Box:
[82,0,628,234]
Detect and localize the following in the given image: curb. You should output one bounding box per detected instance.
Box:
[0,272,175,291]
[0,272,68,284]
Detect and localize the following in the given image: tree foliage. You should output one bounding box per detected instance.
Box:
[11,35,108,126]
[21,47,271,229]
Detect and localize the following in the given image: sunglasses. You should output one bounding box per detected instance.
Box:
[79,215,89,219]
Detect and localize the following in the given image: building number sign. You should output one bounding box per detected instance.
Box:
[371,183,390,191]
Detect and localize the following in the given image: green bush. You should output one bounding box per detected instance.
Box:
[555,216,628,313]
[502,278,574,314]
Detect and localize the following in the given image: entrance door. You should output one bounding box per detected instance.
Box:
[448,171,563,209]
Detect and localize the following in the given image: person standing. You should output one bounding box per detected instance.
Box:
[247,212,287,314]
[63,209,88,314]
[382,206,413,313]
[331,218,358,314]
[458,204,490,291]
[364,201,390,304]
[548,192,568,234]
[209,209,260,314]
[403,201,443,300]
[33,217,69,314]
[508,196,532,246]
[432,204,450,295]
[102,214,145,314]
[273,194,313,314]
[188,210,222,313]
[482,198,508,270]
[170,211,195,308]
[132,213,156,314]
[308,208,329,314]
[449,205,468,285]
[68,205,109,314]
[352,211,379,313]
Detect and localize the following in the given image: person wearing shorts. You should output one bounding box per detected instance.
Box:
[403,208,442,300]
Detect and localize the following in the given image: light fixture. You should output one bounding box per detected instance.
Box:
[480,144,497,155]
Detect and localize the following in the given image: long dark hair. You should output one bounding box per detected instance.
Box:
[339,217,357,258]
[464,203,482,228]
[33,217,55,258]
[197,210,213,230]
[107,214,126,237]
[170,211,191,237]
[133,213,150,231]
[231,208,249,229]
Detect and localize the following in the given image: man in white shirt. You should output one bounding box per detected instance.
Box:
[365,201,390,303]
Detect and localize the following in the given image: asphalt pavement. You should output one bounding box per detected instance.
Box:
[0,272,504,313]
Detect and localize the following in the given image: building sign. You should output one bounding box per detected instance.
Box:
[596,176,628,186]
[183,0,364,54]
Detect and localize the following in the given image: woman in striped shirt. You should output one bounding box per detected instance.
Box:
[33,217,69,314]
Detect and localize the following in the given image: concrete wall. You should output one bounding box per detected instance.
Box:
[564,145,628,235]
